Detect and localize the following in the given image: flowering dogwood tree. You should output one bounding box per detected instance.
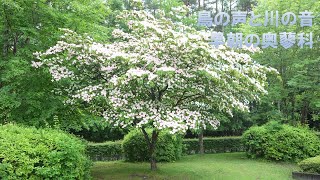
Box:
[33,9,275,170]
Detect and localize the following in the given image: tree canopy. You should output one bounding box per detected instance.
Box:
[33,9,275,134]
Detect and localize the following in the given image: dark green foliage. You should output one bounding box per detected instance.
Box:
[73,127,126,142]
[0,0,112,130]
[242,121,320,162]
[299,156,320,174]
[0,124,91,179]
[87,141,123,161]
[122,130,183,162]
[71,121,127,142]
[183,137,244,155]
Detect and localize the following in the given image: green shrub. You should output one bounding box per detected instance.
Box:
[183,137,243,155]
[241,126,269,158]
[0,124,91,180]
[87,141,123,161]
[122,129,183,162]
[299,156,320,174]
[242,121,320,162]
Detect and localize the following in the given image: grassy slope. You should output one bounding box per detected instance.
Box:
[91,152,298,180]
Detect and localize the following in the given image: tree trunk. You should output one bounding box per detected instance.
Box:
[13,33,18,55]
[291,94,295,121]
[2,4,10,57]
[301,100,309,125]
[198,128,204,154]
[141,128,159,171]
[150,145,157,170]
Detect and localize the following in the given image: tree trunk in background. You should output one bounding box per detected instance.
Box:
[301,100,309,125]
[2,4,10,57]
[199,128,204,154]
[291,95,295,121]
[13,33,18,55]
[277,100,281,112]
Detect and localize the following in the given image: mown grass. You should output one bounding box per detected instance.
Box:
[91,152,298,180]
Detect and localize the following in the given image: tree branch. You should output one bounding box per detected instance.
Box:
[157,84,168,101]
[151,130,159,145]
[175,93,202,106]
[141,127,151,147]
[175,90,187,106]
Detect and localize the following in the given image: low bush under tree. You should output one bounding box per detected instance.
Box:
[122,129,183,162]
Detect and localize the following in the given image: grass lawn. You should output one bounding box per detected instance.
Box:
[91,152,299,180]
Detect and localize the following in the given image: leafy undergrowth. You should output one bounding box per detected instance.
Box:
[91,152,298,180]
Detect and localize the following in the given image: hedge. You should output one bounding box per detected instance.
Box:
[87,136,243,161]
[183,136,244,155]
[86,141,123,161]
